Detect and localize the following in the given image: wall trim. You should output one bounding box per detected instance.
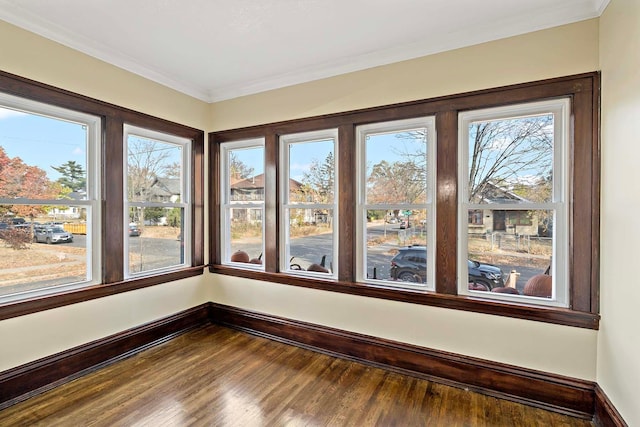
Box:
[208,302,596,419]
[0,302,627,425]
[594,385,628,427]
[0,303,210,410]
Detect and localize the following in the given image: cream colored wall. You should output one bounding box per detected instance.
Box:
[209,20,601,380]
[0,20,211,370]
[0,20,209,129]
[212,277,596,379]
[0,15,605,385]
[0,276,207,371]
[211,19,599,130]
[599,0,640,424]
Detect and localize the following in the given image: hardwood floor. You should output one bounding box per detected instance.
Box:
[0,325,592,426]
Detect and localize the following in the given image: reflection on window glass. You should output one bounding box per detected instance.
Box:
[223,144,264,267]
[281,131,338,277]
[0,98,98,301]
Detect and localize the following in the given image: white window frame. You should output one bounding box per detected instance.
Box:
[355,117,437,290]
[457,99,570,307]
[220,138,265,270]
[279,129,339,279]
[123,125,192,278]
[0,93,101,303]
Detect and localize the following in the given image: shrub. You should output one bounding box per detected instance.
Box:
[0,228,32,250]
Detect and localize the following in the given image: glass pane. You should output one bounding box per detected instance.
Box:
[287,208,333,273]
[127,136,183,203]
[227,147,264,202]
[365,209,428,284]
[0,205,90,297]
[128,207,185,274]
[0,107,88,200]
[466,209,553,296]
[228,207,264,265]
[366,129,428,205]
[467,114,554,204]
[288,139,334,204]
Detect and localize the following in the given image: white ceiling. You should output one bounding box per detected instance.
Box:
[0,0,609,103]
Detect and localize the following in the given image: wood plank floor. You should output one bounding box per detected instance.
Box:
[0,325,592,426]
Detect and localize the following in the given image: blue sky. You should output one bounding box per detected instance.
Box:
[2,106,428,186]
[0,107,87,181]
[232,132,427,183]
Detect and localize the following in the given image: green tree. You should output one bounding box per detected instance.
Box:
[167,207,182,228]
[142,207,166,224]
[52,160,86,191]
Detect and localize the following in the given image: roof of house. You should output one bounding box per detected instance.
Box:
[474,181,532,204]
[231,174,302,191]
[149,178,181,198]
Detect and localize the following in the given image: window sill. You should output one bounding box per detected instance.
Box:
[0,266,206,321]
[209,265,599,329]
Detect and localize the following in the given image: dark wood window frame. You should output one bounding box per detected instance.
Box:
[210,73,600,330]
[0,71,205,321]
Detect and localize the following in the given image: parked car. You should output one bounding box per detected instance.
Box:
[33,225,73,244]
[389,246,504,289]
[128,223,141,237]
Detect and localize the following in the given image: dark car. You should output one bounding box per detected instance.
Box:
[389,246,504,289]
[128,224,141,237]
[10,217,26,225]
[33,225,73,244]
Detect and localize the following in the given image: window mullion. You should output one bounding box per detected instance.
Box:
[104,117,125,283]
[436,110,459,295]
[264,133,278,273]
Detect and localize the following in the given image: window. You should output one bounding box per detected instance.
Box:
[356,118,436,289]
[280,130,338,277]
[210,73,600,329]
[0,70,205,319]
[458,99,569,307]
[124,125,192,277]
[220,139,265,268]
[468,210,483,225]
[0,92,100,303]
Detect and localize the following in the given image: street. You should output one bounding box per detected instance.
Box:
[232,222,545,289]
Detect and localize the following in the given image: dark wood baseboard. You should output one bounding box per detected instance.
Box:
[594,385,628,427]
[1,301,627,425]
[0,303,210,410]
[208,302,596,419]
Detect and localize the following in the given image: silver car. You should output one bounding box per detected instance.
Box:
[33,225,73,244]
